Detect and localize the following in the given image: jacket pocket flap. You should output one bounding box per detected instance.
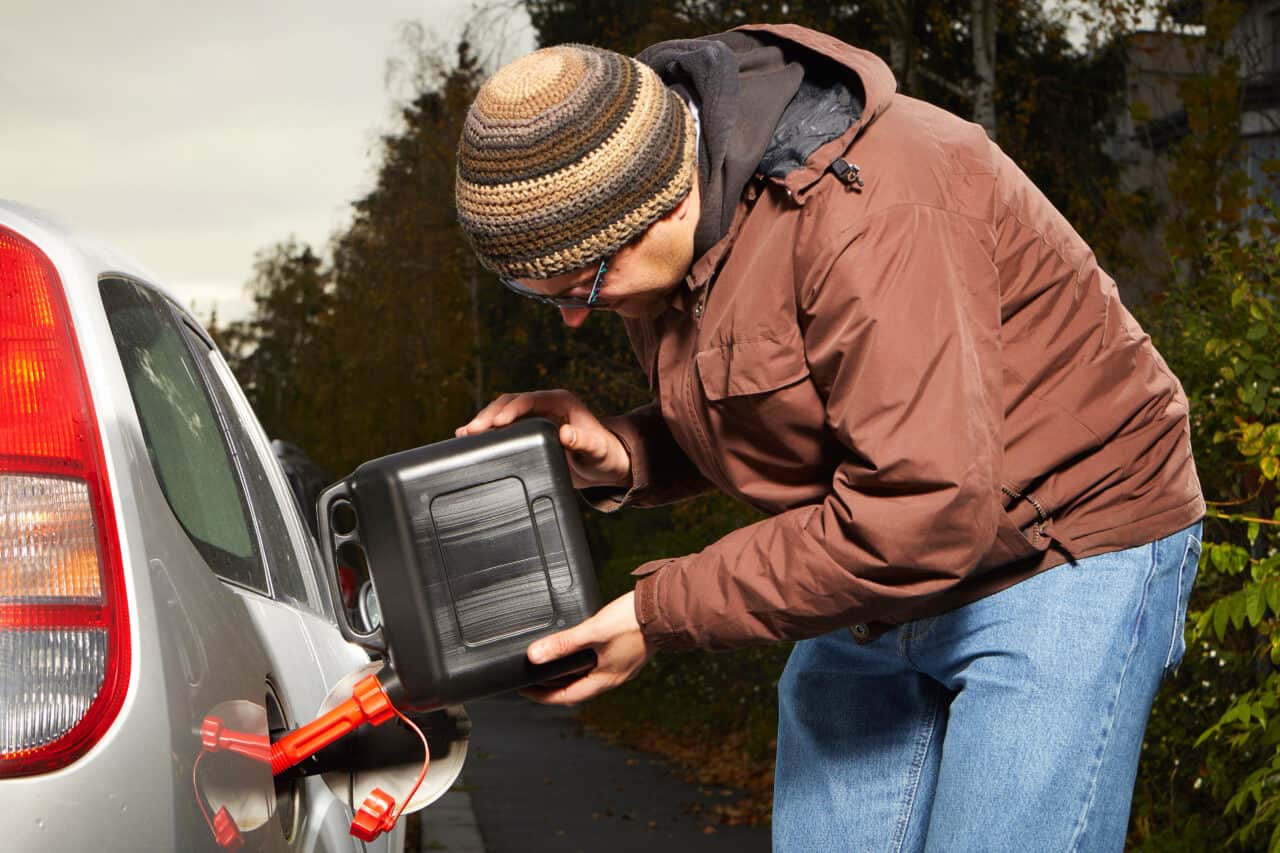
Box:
[695,330,810,401]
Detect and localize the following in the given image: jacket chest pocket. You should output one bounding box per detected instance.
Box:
[688,327,824,505]
[691,325,819,473]
[694,328,811,401]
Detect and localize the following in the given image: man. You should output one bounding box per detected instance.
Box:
[454,24,1204,851]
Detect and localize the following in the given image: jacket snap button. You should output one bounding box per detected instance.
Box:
[852,623,869,638]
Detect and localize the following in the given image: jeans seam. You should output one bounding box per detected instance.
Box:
[1163,533,1201,676]
[891,683,942,853]
[1065,538,1160,851]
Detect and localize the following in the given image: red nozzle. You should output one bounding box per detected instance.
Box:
[270,674,394,775]
[213,807,244,849]
[350,787,398,842]
[200,716,272,763]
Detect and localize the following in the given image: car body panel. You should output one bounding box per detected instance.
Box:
[0,200,403,852]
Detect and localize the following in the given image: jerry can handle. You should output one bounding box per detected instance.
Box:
[318,479,388,653]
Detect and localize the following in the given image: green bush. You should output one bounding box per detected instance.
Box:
[1133,224,1280,851]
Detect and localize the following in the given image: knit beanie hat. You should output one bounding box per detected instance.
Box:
[456,44,697,280]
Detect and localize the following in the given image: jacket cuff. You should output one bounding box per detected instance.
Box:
[599,415,650,502]
[633,561,696,650]
[579,484,630,513]
[577,420,643,512]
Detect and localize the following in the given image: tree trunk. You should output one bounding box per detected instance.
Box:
[874,0,917,93]
[972,0,998,139]
[465,255,485,412]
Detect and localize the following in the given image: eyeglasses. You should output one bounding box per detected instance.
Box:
[501,258,611,309]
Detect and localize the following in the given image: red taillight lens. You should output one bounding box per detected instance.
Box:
[0,225,130,776]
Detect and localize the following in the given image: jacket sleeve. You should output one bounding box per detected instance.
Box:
[582,400,716,512]
[633,203,1006,650]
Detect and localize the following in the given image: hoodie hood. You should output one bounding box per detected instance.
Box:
[639,24,897,258]
[638,32,803,258]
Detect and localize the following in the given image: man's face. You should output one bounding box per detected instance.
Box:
[513,182,700,328]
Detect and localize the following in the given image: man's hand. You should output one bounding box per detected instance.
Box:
[520,592,653,705]
[456,390,632,491]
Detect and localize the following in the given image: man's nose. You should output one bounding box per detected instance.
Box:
[560,307,590,327]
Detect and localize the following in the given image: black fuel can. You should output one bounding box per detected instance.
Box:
[318,418,601,709]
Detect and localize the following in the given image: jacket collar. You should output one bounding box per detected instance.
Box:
[669,25,898,296]
[685,179,760,293]
[731,24,896,203]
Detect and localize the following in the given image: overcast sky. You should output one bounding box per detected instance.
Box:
[2,0,534,323]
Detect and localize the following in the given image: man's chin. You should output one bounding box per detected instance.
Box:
[612,296,669,321]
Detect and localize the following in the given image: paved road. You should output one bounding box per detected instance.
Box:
[418,694,771,853]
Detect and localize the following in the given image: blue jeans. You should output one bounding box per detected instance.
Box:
[773,523,1202,852]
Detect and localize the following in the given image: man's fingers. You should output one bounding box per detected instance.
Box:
[520,592,647,707]
[560,423,603,458]
[490,394,536,428]
[560,422,625,483]
[456,392,538,435]
[457,390,580,437]
[528,624,590,665]
[519,671,613,706]
[456,393,514,435]
[559,424,579,451]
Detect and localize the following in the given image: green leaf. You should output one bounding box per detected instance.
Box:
[1214,599,1231,640]
[1193,607,1214,641]
[1266,555,1280,576]
[1251,522,1262,546]
[1248,323,1269,341]
[1263,456,1279,481]
[1232,593,1248,630]
[1248,582,1267,625]
[1266,580,1280,616]
[1211,543,1251,575]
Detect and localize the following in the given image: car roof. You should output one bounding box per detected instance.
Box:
[0,198,187,312]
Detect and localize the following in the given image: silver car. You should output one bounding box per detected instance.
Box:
[0,200,458,851]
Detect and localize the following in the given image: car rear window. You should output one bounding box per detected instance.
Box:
[100,277,267,594]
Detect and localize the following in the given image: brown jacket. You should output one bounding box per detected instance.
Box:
[600,24,1204,651]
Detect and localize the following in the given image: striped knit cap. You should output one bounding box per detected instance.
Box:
[456,44,696,280]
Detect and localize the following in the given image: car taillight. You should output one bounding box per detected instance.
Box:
[0,225,129,777]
